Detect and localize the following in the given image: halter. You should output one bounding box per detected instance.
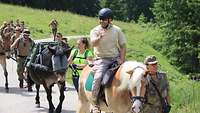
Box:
[129,66,148,104]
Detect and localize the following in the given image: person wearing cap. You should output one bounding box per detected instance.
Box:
[90,8,126,113]
[55,32,70,50]
[11,29,34,90]
[142,55,171,113]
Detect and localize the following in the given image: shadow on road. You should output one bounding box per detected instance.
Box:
[0,86,50,97]
[30,105,76,113]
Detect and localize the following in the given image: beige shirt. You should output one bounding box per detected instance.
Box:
[90,25,126,58]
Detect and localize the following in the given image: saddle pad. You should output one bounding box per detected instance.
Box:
[85,72,94,91]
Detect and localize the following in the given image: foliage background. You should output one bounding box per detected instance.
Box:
[0,3,199,113]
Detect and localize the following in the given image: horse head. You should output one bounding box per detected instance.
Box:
[47,44,72,74]
[48,44,72,56]
[122,61,148,113]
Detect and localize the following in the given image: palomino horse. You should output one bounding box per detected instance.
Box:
[77,61,148,113]
[25,42,71,113]
[0,37,12,92]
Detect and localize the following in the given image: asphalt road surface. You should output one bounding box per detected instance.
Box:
[0,38,78,113]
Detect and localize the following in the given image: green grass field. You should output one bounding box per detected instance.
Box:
[0,3,199,113]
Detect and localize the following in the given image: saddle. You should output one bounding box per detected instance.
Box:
[99,61,119,105]
[101,61,120,87]
[85,61,120,105]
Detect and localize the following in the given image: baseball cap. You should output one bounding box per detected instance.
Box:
[23,29,30,35]
[144,55,158,65]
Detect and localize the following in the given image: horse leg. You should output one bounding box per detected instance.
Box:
[43,84,55,113]
[76,100,90,113]
[35,84,40,107]
[76,83,90,113]
[55,81,65,113]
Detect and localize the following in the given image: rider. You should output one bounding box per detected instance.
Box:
[68,37,93,92]
[90,8,127,113]
[143,55,171,113]
[10,29,34,90]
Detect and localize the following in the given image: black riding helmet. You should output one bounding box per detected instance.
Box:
[99,8,113,20]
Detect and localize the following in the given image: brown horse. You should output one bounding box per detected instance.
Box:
[25,42,71,113]
[77,61,148,113]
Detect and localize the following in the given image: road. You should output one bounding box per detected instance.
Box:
[0,38,78,113]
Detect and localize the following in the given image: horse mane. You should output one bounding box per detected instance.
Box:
[118,61,146,91]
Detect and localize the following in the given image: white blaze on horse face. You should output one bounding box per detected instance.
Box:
[129,68,144,90]
[132,99,142,113]
[129,68,145,113]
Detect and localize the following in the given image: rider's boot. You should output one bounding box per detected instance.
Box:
[91,87,101,113]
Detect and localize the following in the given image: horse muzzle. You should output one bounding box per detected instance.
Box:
[131,99,142,113]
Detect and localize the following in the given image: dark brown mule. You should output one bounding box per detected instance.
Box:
[25,42,71,113]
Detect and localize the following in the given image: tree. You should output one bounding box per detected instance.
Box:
[103,0,127,21]
[125,0,154,22]
[102,0,154,22]
[0,0,100,17]
[153,0,200,73]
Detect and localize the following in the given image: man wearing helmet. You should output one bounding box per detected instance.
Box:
[142,55,171,113]
[11,29,34,90]
[90,8,127,113]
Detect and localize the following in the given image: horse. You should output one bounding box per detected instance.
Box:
[25,42,72,113]
[77,61,148,113]
[0,37,12,92]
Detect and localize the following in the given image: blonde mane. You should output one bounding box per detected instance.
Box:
[118,61,146,91]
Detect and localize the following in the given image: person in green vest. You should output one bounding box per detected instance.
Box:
[68,37,93,92]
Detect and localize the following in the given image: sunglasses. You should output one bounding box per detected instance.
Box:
[149,63,157,66]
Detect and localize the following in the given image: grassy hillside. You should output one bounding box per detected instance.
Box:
[0,3,199,113]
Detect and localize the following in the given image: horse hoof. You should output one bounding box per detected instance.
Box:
[49,109,54,113]
[55,109,61,113]
[28,87,33,92]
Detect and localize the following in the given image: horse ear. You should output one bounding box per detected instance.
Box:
[127,69,134,75]
[48,45,56,54]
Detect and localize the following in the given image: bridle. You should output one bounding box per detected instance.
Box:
[129,66,148,104]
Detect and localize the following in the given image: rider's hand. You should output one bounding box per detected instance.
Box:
[97,29,106,39]
[117,58,124,65]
